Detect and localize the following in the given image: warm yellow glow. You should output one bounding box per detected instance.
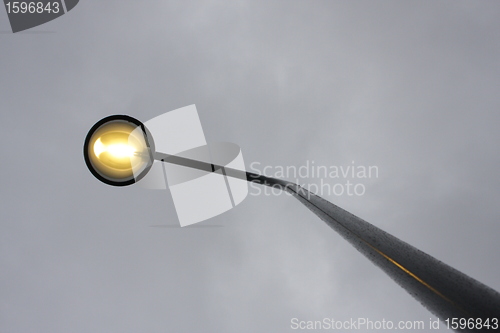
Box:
[86,120,152,183]
[107,144,136,158]
[93,138,136,158]
[93,138,106,157]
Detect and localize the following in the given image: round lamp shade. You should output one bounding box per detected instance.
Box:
[84,115,155,186]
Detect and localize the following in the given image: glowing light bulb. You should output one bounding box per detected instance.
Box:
[93,138,106,157]
[107,143,136,158]
[93,139,136,159]
[84,115,155,186]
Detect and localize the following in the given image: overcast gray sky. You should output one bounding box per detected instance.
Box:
[1,1,499,332]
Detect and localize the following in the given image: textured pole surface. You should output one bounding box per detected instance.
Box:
[156,155,500,331]
[286,184,500,332]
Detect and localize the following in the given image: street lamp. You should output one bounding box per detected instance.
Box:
[84,115,500,332]
[83,115,155,186]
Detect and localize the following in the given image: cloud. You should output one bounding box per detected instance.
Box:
[1,1,499,332]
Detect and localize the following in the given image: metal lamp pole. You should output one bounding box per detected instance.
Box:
[85,115,500,332]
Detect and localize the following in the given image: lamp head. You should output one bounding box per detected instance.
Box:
[83,115,155,186]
